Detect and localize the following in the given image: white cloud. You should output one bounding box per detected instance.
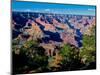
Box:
[44,9,50,11]
[88,8,95,11]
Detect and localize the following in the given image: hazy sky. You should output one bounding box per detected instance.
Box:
[12,1,96,16]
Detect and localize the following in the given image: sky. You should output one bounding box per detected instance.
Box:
[12,0,96,16]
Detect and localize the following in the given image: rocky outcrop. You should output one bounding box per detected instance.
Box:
[12,12,96,49]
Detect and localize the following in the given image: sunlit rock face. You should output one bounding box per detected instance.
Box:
[12,12,95,48]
